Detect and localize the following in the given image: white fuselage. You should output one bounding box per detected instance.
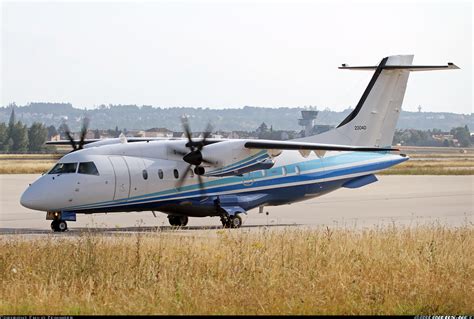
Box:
[20,139,407,217]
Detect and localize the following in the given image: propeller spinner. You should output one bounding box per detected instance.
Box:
[174,117,215,192]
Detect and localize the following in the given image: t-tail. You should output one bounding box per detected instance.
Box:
[298,54,459,147]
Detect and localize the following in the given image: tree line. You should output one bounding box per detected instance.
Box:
[393,126,472,147]
[0,108,472,153]
[0,109,50,153]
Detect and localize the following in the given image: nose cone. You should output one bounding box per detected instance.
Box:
[20,183,48,211]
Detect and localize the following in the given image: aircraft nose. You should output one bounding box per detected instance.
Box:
[20,184,45,210]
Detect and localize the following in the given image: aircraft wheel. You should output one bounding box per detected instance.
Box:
[223,214,242,229]
[229,214,242,228]
[51,220,67,232]
[168,215,188,227]
[179,216,189,227]
[58,220,68,232]
[221,216,231,228]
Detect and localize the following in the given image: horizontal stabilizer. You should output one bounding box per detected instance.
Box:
[339,62,459,71]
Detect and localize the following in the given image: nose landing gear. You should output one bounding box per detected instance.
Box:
[51,220,68,232]
[47,211,75,232]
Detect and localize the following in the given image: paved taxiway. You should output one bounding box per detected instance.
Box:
[1,174,472,235]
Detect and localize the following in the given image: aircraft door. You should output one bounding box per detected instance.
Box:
[124,157,146,199]
[109,156,131,200]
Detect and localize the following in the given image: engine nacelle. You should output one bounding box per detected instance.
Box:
[202,140,274,177]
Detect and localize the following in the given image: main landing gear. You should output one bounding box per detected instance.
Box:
[168,215,189,227]
[51,220,68,232]
[220,214,243,229]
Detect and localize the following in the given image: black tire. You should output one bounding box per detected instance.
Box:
[221,216,231,228]
[51,220,59,231]
[179,216,189,227]
[168,215,188,227]
[51,220,67,232]
[168,216,179,227]
[229,214,243,229]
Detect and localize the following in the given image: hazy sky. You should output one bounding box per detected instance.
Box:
[1,0,472,113]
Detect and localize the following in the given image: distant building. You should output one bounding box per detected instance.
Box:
[144,127,173,138]
[50,134,61,142]
[432,132,460,147]
[125,130,145,138]
[298,109,318,137]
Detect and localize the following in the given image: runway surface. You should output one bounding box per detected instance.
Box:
[1,174,472,235]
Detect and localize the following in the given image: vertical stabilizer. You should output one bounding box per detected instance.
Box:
[298,55,458,147]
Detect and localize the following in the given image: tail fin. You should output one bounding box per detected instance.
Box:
[298,55,459,147]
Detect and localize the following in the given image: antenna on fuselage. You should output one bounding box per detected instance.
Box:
[119,132,128,144]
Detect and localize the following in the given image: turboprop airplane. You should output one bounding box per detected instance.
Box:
[20,55,458,231]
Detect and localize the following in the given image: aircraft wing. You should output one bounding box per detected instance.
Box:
[45,139,100,145]
[244,140,397,152]
[45,136,221,147]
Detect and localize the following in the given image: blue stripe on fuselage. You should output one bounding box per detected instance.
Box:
[67,152,406,212]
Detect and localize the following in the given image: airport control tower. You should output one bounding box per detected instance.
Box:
[298,109,319,137]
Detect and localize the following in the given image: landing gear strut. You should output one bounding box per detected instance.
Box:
[51,220,68,232]
[168,215,189,227]
[221,214,242,229]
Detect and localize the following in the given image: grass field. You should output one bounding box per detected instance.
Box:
[1,225,472,315]
[378,159,474,175]
[0,160,56,174]
[0,154,60,174]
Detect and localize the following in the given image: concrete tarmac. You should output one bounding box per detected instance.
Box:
[0,174,472,235]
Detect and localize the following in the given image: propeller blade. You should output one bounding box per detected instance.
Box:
[176,164,193,191]
[78,117,90,150]
[181,117,194,150]
[199,122,213,148]
[64,124,77,151]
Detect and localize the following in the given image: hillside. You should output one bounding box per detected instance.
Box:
[1,103,472,132]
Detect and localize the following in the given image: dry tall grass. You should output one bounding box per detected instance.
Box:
[0,160,55,174]
[1,225,472,315]
[379,160,474,175]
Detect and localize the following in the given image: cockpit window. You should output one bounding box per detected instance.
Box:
[48,162,78,174]
[78,162,100,175]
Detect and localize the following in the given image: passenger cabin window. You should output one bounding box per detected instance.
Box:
[158,169,164,179]
[49,162,77,174]
[295,166,301,175]
[142,169,148,180]
[282,167,287,176]
[173,169,179,179]
[78,162,99,175]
